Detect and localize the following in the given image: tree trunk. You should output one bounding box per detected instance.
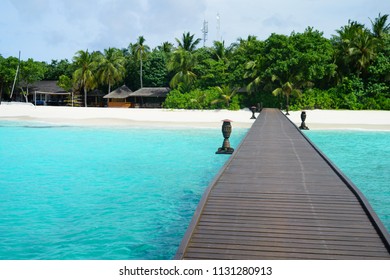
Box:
[140,54,143,88]
[84,87,88,107]
[0,83,3,104]
[23,86,29,103]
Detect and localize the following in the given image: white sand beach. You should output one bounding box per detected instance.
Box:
[1,103,389,130]
[0,102,255,128]
[286,109,390,130]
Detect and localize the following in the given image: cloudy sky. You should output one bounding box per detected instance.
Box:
[1,0,388,62]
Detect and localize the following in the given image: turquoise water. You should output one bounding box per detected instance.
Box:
[1,122,389,260]
[0,121,247,260]
[305,130,390,233]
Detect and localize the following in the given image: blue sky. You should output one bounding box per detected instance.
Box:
[0,0,388,62]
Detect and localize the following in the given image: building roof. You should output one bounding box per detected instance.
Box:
[103,85,133,99]
[129,87,170,98]
[29,80,70,95]
[90,89,105,97]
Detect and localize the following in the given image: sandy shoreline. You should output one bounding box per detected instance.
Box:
[286,109,390,131]
[0,103,255,128]
[1,103,389,130]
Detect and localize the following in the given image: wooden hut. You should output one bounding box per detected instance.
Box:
[29,80,71,106]
[88,89,105,107]
[129,87,170,108]
[103,85,133,108]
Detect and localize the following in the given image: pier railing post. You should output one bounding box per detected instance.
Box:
[250,106,257,119]
[216,119,234,154]
[299,111,309,130]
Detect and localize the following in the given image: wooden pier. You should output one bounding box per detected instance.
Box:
[175,108,390,259]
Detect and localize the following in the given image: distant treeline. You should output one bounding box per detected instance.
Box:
[1,13,389,110]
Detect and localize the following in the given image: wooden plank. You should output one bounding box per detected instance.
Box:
[191,233,387,248]
[175,108,390,260]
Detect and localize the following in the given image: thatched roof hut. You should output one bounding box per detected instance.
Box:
[129,87,170,108]
[103,85,133,108]
[30,80,69,94]
[129,87,170,98]
[28,80,70,106]
[103,85,133,99]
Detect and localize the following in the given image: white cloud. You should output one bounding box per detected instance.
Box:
[0,0,388,62]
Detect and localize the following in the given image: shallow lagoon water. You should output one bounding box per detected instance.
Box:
[0,121,247,259]
[0,122,388,259]
[304,130,390,233]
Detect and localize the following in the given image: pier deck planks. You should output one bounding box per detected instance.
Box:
[175,108,390,259]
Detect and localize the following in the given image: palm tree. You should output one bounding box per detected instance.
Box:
[175,32,201,51]
[98,48,126,94]
[73,50,99,107]
[167,49,197,89]
[157,41,174,54]
[370,13,390,39]
[272,75,301,115]
[211,85,238,108]
[244,60,263,93]
[134,36,150,88]
[351,29,378,76]
[333,20,377,78]
[212,41,227,61]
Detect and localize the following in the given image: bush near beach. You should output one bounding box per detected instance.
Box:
[1,14,389,110]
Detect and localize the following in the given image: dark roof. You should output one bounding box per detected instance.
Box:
[29,80,70,95]
[129,87,170,97]
[103,85,133,99]
[90,89,105,97]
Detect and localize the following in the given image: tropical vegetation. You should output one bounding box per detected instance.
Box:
[0,13,389,110]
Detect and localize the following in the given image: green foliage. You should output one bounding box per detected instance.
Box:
[167,49,197,89]
[72,50,100,106]
[163,87,240,110]
[18,58,47,101]
[1,13,389,110]
[44,59,74,80]
[175,32,201,52]
[0,55,19,98]
[20,58,47,86]
[143,50,169,87]
[57,75,73,92]
[290,88,336,110]
[96,47,126,93]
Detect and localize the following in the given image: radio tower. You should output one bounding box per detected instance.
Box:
[201,19,208,47]
[216,13,221,41]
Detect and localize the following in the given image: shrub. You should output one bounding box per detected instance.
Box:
[163,88,220,109]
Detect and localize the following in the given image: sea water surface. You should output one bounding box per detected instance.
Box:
[304,130,390,233]
[0,121,247,260]
[0,122,389,260]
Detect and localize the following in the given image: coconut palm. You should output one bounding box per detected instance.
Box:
[272,75,301,114]
[212,41,227,61]
[98,48,126,94]
[167,49,197,89]
[244,60,263,93]
[350,29,378,76]
[370,13,390,39]
[175,32,201,52]
[134,36,150,88]
[157,41,174,54]
[211,85,238,108]
[73,50,99,107]
[333,21,377,78]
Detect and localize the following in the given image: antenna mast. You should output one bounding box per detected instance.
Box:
[216,13,221,41]
[10,51,21,100]
[201,19,208,47]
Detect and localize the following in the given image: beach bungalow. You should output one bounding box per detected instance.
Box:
[129,87,170,108]
[103,85,133,108]
[88,89,105,107]
[28,80,71,106]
